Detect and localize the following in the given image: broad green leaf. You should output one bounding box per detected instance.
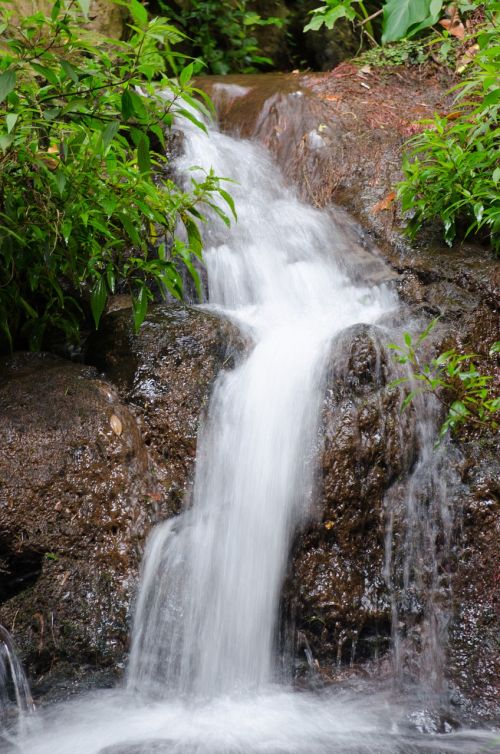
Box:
[5,112,18,133]
[0,69,16,104]
[90,276,107,329]
[382,0,434,43]
[0,133,14,152]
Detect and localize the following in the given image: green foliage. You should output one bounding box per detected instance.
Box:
[389,320,500,439]
[398,12,500,251]
[158,0,284,75]
[355,38,430,67]
[305,0,498,45]
[304,0,376,41]
[381,0,444,44]
[0,0,234,351]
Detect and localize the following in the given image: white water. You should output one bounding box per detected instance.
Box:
[9,110,498,754]
[127,119,393,700]
[0,626,35,745]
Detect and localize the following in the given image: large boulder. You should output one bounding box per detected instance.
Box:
[86,304,246,517]
[0,353,156,685]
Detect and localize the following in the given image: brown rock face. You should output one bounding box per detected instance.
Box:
[285,324,416,672]
[0,353,155,681]
[86,304,246,517]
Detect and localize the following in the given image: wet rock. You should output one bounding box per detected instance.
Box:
[0,353,156,684]
[285,324,416,674]
[447,436,500,721]
[86,304,246,517]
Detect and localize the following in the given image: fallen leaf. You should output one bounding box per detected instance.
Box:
[358,64,372,75]
[372,191,396,213]
[110,414,123,436]
[324,520,334,530]
[440,17,465,38]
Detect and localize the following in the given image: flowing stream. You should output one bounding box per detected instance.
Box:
[6,99,498,754]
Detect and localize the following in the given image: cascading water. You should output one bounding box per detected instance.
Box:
[127,119,393,700]
[0,625,35,743]
[9,97,498,754]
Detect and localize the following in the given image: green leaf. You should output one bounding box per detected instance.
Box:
[132,285,149,332]
[382,0,435,43]
[304,5,355,32]
[54,170,66,195]
[119,212,140,245]
[31,63,59,85]
[137,133,151,175]
[179,62,194,87]
[5,112,18,133]
[0,69,16,105]
[101,121,120,153]
[129,0,148,27]
[218,188,237,221]
[184,217,203,258]
[90,276,108,329]
[61,219,72,244]
[121,89,135,120]
[0,133,14,152]
[175,107,208,134]
[60,60,79,83]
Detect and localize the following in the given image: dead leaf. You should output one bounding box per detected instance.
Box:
[372,191,396,214]
[110,414,123,436]
[440,5,465,39]
[324,521,334,530]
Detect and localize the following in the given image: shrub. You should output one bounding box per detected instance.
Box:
[397,11,500,251]
[390,321,500,440]
[0,0,234,352]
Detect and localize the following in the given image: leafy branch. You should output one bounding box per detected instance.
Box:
[389,319,500,440]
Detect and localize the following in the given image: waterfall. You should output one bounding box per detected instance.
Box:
[127,116,394,699]
[11,99,497,754]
